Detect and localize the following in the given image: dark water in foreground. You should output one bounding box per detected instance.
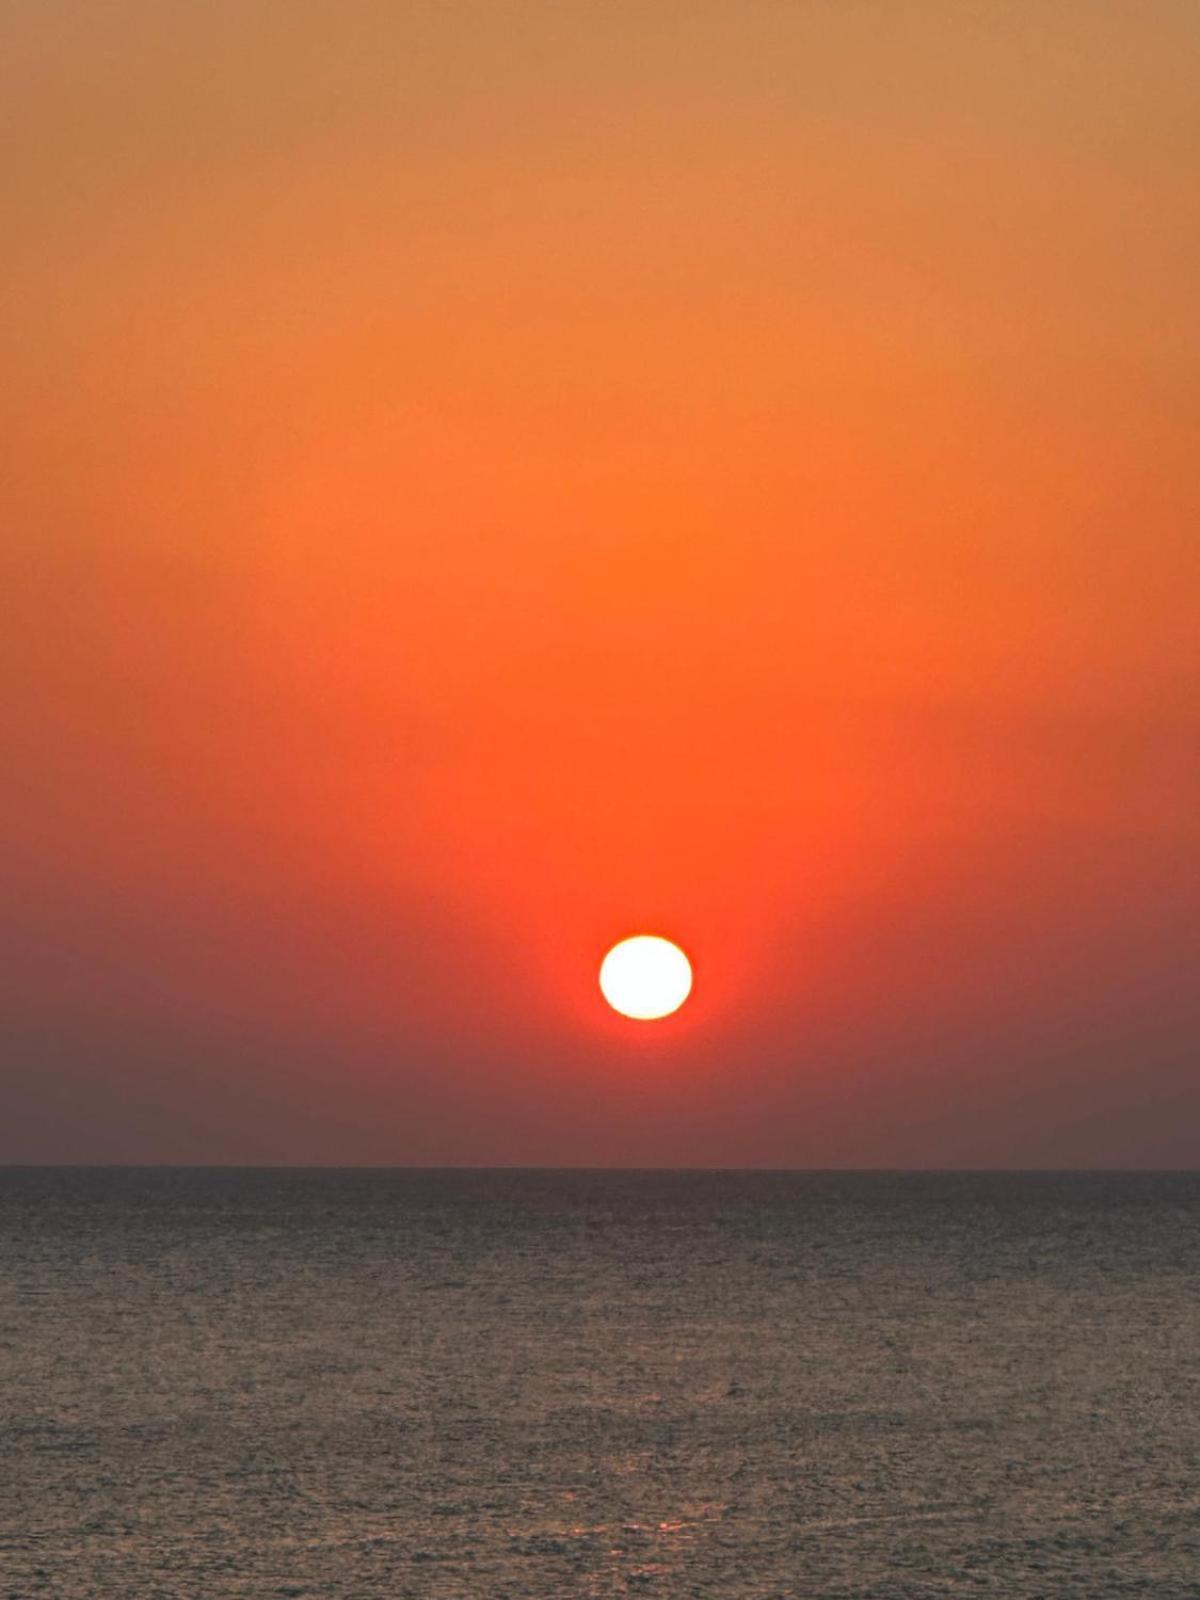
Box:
[1,1170,1197,1598]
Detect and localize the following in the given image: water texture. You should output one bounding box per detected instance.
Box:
[1,1169,1197,1597]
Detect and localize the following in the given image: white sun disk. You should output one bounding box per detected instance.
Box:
[599,935,693,1020]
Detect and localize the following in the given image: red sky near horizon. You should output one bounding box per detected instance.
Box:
[3,1,1198,1166]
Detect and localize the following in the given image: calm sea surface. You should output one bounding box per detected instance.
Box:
[1,1169,1197,1597]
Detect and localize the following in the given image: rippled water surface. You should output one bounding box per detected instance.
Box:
[2,1169,1198,1597]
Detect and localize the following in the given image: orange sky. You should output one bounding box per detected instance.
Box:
[3,1,1198,1164]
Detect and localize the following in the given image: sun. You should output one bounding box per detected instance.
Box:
[599,935,693,1021]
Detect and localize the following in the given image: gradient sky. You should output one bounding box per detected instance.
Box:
[3,1,1198,1166]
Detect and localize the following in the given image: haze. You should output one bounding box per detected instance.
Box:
[3,1,1197,1166]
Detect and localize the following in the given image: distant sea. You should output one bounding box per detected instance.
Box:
[2,1169,1197,1597]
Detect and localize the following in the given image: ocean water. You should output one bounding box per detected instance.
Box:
[1,1170,1197,1598]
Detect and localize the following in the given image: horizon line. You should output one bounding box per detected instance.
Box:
[2,1162,1196,1175]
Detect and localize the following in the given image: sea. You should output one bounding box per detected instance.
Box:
[1,1168,1197,1597]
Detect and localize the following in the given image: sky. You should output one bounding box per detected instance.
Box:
[3,1,1198,1166]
